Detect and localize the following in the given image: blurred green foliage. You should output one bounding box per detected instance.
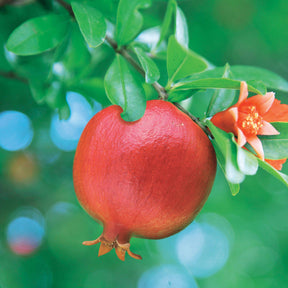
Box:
[1,0,288,287]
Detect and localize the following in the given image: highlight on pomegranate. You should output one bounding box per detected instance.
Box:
[1,0,288,287]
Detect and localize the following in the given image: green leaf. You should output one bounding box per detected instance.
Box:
[59,102,71,120]
[206,121,259,194]
[182,67,225,82]
[104,55,146,121]
[206,121,245,185]
[169,78,263,102]
[206,64,236,116]
[154,0,177,51]
[258,159,288,188]
[116,0,151,46]
[29,79,70,118]
[211,137,241,195]
[6,14,70,55]
[29,79,47,104]
[227,181,240,196]
[175,7,189,48]
[231,65,288,92]
[69,78,111,107]
[45,81,67,110]
[71,2,106,48]
[59,23,91,73]
[133,47,160,84]
[207,89,236,116]
[259,122,288,159]
[216,152,240,195]
[183,65,288,93]
[90,0,119,22]
[6,52,55,82]
[167,36,208,85]
[246,80,267,95]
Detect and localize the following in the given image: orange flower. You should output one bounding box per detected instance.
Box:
[211,81,288,170]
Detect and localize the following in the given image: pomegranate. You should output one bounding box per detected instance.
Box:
[73,100,216,261]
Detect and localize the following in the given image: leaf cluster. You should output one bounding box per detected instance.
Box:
[3,0,288,194]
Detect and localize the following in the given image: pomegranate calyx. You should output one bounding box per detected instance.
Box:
[82,235,142,261]
[115,240,142,261]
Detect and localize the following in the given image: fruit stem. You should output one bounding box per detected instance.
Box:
[173,102,213,138]
[104,37,212,137]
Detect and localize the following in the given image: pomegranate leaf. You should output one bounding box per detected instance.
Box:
[6,14,70,55]
[28,79,46,104]
[153,0,177,51]
[206,121,245,185]
[206,64,236,116]
[29,79,70,119]
[71,2,106,48]
[206,121,261,193]
[104,55,146,121]
[213,146,240,196]
[231,65,288,92]
[227,181,240,196]
[116,0,151,46]
[183,65,288,93]
[69,78,111,107]
[175,6,189,48]
[259,122,288,159]
[133,47,160,84]
[167,36,208,85]
[207,89,236,117]
[168,78,263,102]
[60,23,91,72]
[258,159,288,188]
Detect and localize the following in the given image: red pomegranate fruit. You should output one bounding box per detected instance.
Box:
[73,100,216,261]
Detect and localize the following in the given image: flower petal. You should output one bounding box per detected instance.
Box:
[263,99,288,122]
[211,107,238,134]
[247,135,264,160]
[242,92,275,115]
[265,158,287,171]
[236,127,247,147]
[236,81,249,105]
[258,120,280,135]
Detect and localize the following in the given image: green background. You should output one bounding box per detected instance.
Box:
[0,0,288,287]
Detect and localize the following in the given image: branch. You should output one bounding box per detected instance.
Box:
[53,1,168,100]
[105,36,168,100]
[54,0,74,17]
[0,70,28,83]
[104,37,212,136]
[0,0,14,8]
[5,0,210,136]
[56,1,211,135]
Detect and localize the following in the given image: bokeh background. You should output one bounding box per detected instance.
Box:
[1,0,288,287]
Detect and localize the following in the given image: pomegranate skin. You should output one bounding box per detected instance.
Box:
[73,100,216,260]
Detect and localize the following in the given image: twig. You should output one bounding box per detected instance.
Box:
[53,1,168,100]
[173,102,213,138]
[54,0,74,17]
[104,38,213,137]
[53,1,210,134]
[105,36,168,100]
[0,70,28,83]
[3,0,211,136]
[0,0,14,8]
